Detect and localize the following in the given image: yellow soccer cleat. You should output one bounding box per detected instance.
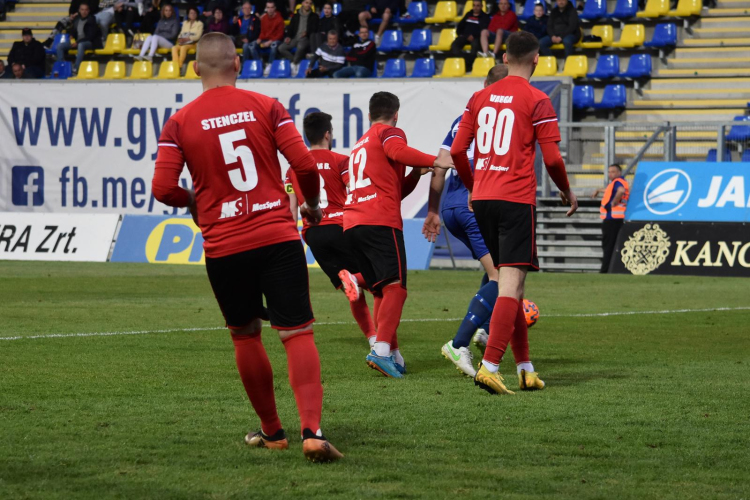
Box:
[245,429,289,450]
[474,364,515,395]
[518,369,545,391]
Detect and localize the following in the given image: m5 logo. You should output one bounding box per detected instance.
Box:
[12,166,45,207]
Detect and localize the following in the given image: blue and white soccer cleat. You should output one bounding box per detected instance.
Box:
[366,351,404,378]
[392,355,406,375]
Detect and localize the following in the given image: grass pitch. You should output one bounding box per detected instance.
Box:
[1,261,749,500]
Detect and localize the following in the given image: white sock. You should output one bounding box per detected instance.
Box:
[481,360,499,373]
[368,335,376,348]
[517,362,534,375]
[373,341,390,357]
[391,349,405,366]
[350,272,359,286]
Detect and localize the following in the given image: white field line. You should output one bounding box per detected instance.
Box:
[1,306,749,342]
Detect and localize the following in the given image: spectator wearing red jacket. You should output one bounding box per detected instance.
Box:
[480,0,518,59]
[247,0,284,64]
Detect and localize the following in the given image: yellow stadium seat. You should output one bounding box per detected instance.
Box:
[428,28,457,51]
[184,62,200,79]
[436,57,466,77]
[426,1,458,23]
[102,61,126,79]
[157,61,181,79]
[534,56,557,76]
[610,24,645,48]
[557,55,588,77]
[667,0,701,16]
[122,33,148,55]
[637,0,669,17]
[579,25,614,49]
[452,0,487,22]
[129,61,153,79]
[464,56,494,77]
[95,33,126,55]
[75,61,99,79]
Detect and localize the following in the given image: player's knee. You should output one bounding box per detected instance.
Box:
[229,317,263,337]
[278,327,314,341]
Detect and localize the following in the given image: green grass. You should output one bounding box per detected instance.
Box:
[1,261,749,499]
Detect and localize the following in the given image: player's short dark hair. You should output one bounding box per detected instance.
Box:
[369,92,400,122]
[304,112,333,145]
[610,163,622,171]
[327,30,339,37]
[506,31,539,65]
[485,64,508,85]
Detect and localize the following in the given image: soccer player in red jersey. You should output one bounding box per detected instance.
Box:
[343,92,453,378]
[151,33,342,462]
[451,31,579,395]
[285,112,377,347]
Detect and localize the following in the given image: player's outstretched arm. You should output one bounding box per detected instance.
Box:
[540,141,578,217]
[449,123,475,193]
[423,150,450,242]
[382,136,437,169]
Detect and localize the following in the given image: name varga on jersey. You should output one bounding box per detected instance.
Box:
[201,111,257,130]
[489,94,514,104]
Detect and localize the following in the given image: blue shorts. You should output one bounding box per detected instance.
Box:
[441,206,489,261]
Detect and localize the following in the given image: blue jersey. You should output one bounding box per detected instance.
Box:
[440,116,475,210]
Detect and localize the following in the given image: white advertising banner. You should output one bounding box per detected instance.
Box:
[0,212,119,262]
[0,80,483,218]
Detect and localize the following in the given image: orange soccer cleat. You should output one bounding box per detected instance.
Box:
[245,429,289,450]
[302,429,343,463]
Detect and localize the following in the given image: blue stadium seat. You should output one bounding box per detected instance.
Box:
[586,54,620,79]
[410,57,435,77]
[333,2,342,15]
[606,0,638,19]
[402,29,432,51]
[381,58,406,77]
[579,0,607,20]
[399,1,428,23]
[240,60,263,79]
[706,148,732,162]
[378,30,403,52]
[573,85,595,109]
[295,59,311,78]
[643,23,677,47]
[726,116,750,142]
[48,60,72,79]
[618,54,651,78]
[46,33,69,56]
[266,59,291,78]
[370,8,399,25]
[742,149,750,162]
[591,84,627,109]
[519,0,546,21]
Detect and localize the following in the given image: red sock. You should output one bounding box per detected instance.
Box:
[510,300,530,364]
[373,293,383,330]
[353,273,368,290]
[282,330,323,433]
[484,297,519,365]
[232,332,282,436]
[350,293,377,340]
[391,334,398,351]
[375,284,407,346]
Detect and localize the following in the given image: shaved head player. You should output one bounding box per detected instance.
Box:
[151,33,342,462]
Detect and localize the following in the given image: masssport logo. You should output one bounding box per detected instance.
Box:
[643,169,692,215]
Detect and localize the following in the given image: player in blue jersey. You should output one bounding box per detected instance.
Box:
[422,63,508,378]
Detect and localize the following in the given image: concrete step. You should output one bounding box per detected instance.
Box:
[0,21,57,29]
[657,67,750,76]
[632,97,750,107]
[538,250,604,258]
[17,0,69,3]
[537,240,601,247]
[641,88,750,99]
[625,108,747,121]
[648,76,750,90]
[717,0,750,6]
[691,28,750,38]
[6,12,67,22]
[703,7,750,14]
[698,16,750,27]
[673,46,750,58]
[11,5,69,13]
[683,36,750,46]
[667,56,750,69]
[615,129,720,139]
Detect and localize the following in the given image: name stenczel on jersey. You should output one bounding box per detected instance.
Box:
[201,111,258,130]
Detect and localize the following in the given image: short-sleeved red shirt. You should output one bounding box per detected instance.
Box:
[488,10,519,33]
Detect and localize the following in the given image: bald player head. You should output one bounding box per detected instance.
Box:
[195,32,240,91]
[483,63,508,88]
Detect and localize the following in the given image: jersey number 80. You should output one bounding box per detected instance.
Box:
[476,107,515,157]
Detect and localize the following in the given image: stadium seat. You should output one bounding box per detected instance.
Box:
[465,56,494,77]
[586,54,619,79]
[266,59,291,78]
[295,59,310,78]
[399,1,428,23]
[452,0,486,22]
[618,54,651,78]
[644,23,677,47]
[611,24,645,48]
[425,1,458,23]
[726,116,750,142]
[49,61,72,79]
[240,59,263,79]
[129,61,153,79]
[75,61,99,79]
[46,33,68,56]
[534,56,557,76]
[381,58,407,77]
[410,57,436,77]
[637,0,669,17]
[606,0,638,18]
[402,29,432,51]
[333,2,341,15]
[103,61,126,79]
[436,57,465,77]
[557,55,588,78]
[95,33,126,55]
[379,30,403,53]
[591,84,627,109]
[706,148,732,162]
[573,85,595,109]
[429,28,457,51]
[742,150,750,162]
[157,61,180,79]
[519,0,546,21]
[668,0,701,16]
[579,25,613,48]
[123,33,148,55]
[579,0,607,20]
[184,62,200,79]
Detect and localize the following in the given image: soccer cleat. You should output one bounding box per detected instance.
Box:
[441,340,476,377]
[338,269,360,302]
[518,369,545,390]
[366,351,404,378]
[302,429,343,463]
[392,355,406,375]
[245,428,289,450]
[474,364,515,395]
[472,328,488,354]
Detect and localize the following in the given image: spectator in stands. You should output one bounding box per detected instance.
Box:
[56,3,103,75]
[11,62,25,78]
[539,0,580,58]
[523,4,548,41]
[69,0,99,16]
[339,0,366,42]
[207,7,230,33]
[201,0,232,25]
[592,163,629,273]
[96,0,125,41]
[480,0,518,60]
[451,0,489,70]
[136,3,179,61]
[247,1,285,68]
[141,0,162,33]
[8,28,46,79]
[333,25,374,78]
[42,14,76,48]
[171,6,203,68]
[0,60,12,79]
[115,0,142,39]
[306,29,344,77]
[232,1,261,60]
[313,2,340,51]
[279,0,317,71]
[359,0,397,45]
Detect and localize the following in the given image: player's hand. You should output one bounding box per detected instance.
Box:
[300,202,323,225]
[187,189,199,226]
[411,166,431,177]
[422,212,441,242]
[560,189,578,217]
[433,155,453,170]
[468,191,473,212]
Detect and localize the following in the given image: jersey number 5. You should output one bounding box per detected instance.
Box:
[220,129,258,192]
[348,148,371,190]
[476,107,515,156]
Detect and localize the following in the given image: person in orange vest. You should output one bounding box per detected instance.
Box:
[591,163,629,273]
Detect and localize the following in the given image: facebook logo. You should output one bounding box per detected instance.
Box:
[12,166,45,206]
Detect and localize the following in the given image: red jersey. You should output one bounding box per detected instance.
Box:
[488,10,518,33]
[285,149,350,233]
[343,123,436,231]
[453,75,562,206]
[153,86,319,258]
